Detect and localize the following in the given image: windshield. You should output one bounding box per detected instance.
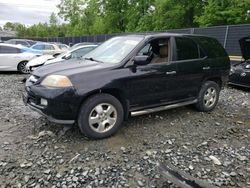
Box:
[84,36,144,64]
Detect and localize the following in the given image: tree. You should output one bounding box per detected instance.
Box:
[196,0,250,26]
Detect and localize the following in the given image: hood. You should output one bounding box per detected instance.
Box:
[239,36,250,60]
[26,54,54,68]
[44,57,63,65]
[32,59,111,78]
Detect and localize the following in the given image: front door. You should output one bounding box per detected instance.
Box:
[127,37,179,110]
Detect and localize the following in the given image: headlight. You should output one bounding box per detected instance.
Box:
[41,75,73,88]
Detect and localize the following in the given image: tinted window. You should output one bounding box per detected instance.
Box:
[197,37,227,58]
[16,41,29,46]
[175,37,199,60]
[32,44,44,50]
[0,46,21,54]
[72,47,95,58]
[44,45,55,50]
[5,40,15,44]
[27,41,37,46]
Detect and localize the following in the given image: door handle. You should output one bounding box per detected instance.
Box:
[166,71,176,75]
[203,66,210,70]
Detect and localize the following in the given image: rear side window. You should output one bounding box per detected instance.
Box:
[197,37,227,58]
[0,46,21,54]
[175,37,199,60]
[32,44,44,50]
[45,45,55,50]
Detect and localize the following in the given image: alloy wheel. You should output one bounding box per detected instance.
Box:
[88,103,117,133]
[203,87,217,108]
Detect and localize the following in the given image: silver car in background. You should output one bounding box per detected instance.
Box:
[0,43,41,73]
[26,44,98,71]
[30,42,66,56]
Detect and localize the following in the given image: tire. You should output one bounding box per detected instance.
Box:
[195,81,220,112]
[78,93,124,139]
[17,61,30,74]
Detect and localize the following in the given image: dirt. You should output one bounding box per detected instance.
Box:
[0,73,249,188]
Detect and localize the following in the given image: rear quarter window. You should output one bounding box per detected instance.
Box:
[0,46,21,54]
[196,37,228,58]
[175,37,199,60]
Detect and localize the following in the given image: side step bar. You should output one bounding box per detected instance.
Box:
[131,99,197,117]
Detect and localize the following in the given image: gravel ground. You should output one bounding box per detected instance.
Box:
[0,73,249,188]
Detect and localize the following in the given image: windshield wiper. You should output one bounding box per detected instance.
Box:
[83,57,103,63]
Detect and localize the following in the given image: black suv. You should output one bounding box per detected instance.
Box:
[23,33,230,139]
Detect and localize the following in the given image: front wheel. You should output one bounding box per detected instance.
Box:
[17,61,30,74]
[195,81,220,112]
[78,94,124,139]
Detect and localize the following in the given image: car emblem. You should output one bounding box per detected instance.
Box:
[240,72,246,77]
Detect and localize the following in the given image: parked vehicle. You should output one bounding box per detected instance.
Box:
[23,34,230,139]
[71,42,96,49]
[26,45,98,71]
[4,39,37,47]
[229,36,250,88]
[30,43,65,56]
[57,43,70,50]
[49,42,69,50]
[0,43,41,73]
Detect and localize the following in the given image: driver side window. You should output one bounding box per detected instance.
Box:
[137,38,170,64]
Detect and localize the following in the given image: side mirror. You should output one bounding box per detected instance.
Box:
[134,55,150,66]
[64,53,72,60]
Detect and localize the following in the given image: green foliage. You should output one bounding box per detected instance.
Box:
[6,0,250,38]
[196,0,250,26]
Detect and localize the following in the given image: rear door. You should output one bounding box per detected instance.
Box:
[173,37,209,99]
[0,46,22,71]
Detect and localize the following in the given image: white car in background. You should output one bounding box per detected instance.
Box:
[26,45,97,71]
[0,43,41,73]
[30,42,66,55]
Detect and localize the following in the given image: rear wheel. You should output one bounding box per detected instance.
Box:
[17,61,30,74]
[78,94,124,139]
[195,81,220,112]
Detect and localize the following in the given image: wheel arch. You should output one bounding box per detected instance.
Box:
[17,60,29,73]
[203,77,222,88]
[77,88,129,121]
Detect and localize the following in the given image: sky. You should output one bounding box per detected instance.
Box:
[0,0,61,27]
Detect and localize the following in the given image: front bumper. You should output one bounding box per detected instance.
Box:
[23,85,81,124]
[229,72,250,88]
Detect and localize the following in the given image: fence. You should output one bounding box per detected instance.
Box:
[1,24,250,56]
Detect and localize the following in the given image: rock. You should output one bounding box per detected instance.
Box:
[230,172,237,177]
[44,169,51,174]
[82,170,88,176]
[72,176,78,182]
[237,155,247,161]
[189,165,194,170]
[146,150,152,156]
[165,149,172,154]
[24,175,30,183]
[120,147,126,152]
[215,122,220,126]
[209,155,222,165]
[56,173,62,178]
[137,180,144,187]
